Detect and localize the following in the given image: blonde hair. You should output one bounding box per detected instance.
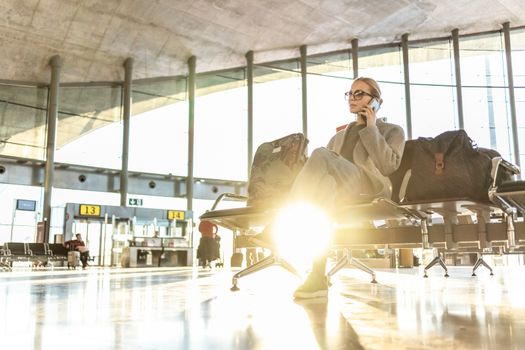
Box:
[354,77,382,104]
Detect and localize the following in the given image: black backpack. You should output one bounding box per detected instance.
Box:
[390,130,510,203]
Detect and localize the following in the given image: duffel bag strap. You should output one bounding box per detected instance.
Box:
[435,153,444,175]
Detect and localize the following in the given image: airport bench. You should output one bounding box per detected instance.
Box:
[200,154,524,291]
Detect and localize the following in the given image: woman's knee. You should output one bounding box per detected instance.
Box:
[310,147,330,157]
[308,147,334,164]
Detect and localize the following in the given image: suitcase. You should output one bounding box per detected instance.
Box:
[230,252,243,267]
[247,133,308,207]
[196,236,220,267]
[67,251,80,269]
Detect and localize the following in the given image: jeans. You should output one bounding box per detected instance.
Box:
[290,147,362,207]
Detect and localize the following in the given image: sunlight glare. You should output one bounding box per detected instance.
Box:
[272,202,333,270]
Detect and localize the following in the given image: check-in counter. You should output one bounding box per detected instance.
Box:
[124,246,192,267]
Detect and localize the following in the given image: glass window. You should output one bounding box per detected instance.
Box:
[194,69,247,181]
[460,33,508,86]
[512,28,525,87]
[307,51,354,150]
[129,78,188,176]
[55,85,123,169]
[253,59,303,151]
[0,84,47,160]
[0,184,42,244]
[460,32,513,161]
[511,28,525,168]
[409,40,458,137]
[359,46,407,133]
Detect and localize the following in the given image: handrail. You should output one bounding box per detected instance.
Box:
[210,193,248,211]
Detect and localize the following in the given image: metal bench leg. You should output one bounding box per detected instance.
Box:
[472,256,494,277]
[278,257,301,278]
[326,251,350,285]
[230,254,299,291]
[0,261,11,272]
[424,254,449,278]
[326,249,377,284]
[349,257,377,283]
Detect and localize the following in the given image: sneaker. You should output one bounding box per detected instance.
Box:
[293,273,329,299]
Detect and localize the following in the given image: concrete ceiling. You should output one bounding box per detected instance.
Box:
[1,0,524,83]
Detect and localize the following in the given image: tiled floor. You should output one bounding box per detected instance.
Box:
[1,265,524,349]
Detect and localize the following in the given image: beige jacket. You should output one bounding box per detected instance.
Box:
[326,118,405,198]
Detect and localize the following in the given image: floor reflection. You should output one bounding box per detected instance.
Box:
[295,297,365,350]
[0,266,524,349]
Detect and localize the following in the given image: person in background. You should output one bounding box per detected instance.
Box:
[64,233,90,269]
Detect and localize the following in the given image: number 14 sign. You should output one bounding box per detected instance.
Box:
[167,210,185,220]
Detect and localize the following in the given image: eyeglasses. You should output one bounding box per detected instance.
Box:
[344,89,374,101]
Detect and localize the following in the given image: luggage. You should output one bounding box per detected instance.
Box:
[67,250,80,269]
[230,252,243,267]
[196,236,221,267]
[391,130,510,203]
[197,220,222,267]
[247,133,309,207]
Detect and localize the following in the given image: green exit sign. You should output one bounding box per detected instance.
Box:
[128,198,143,206]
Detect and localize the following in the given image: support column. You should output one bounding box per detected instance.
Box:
[300,45,308,139]
[503,22,520,168]
[452,29,464,130]
[120,58,133,207]
[187,56,196,211]
[401,34,412,139]
[42,55,62,243]
[351,38,359,79]
[246,51,254,177]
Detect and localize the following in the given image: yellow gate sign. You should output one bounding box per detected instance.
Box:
[167,210,185,220]
[79,204,101,217]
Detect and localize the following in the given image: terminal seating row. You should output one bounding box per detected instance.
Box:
[0,243,69,270]
[200,155,525,291]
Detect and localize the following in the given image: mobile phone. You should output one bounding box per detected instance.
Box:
[358,98,381,123]
[369,97,380,112]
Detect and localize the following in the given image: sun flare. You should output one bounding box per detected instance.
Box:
[272,201,333,270]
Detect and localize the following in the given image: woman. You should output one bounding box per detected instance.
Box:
[291,77,405,299]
